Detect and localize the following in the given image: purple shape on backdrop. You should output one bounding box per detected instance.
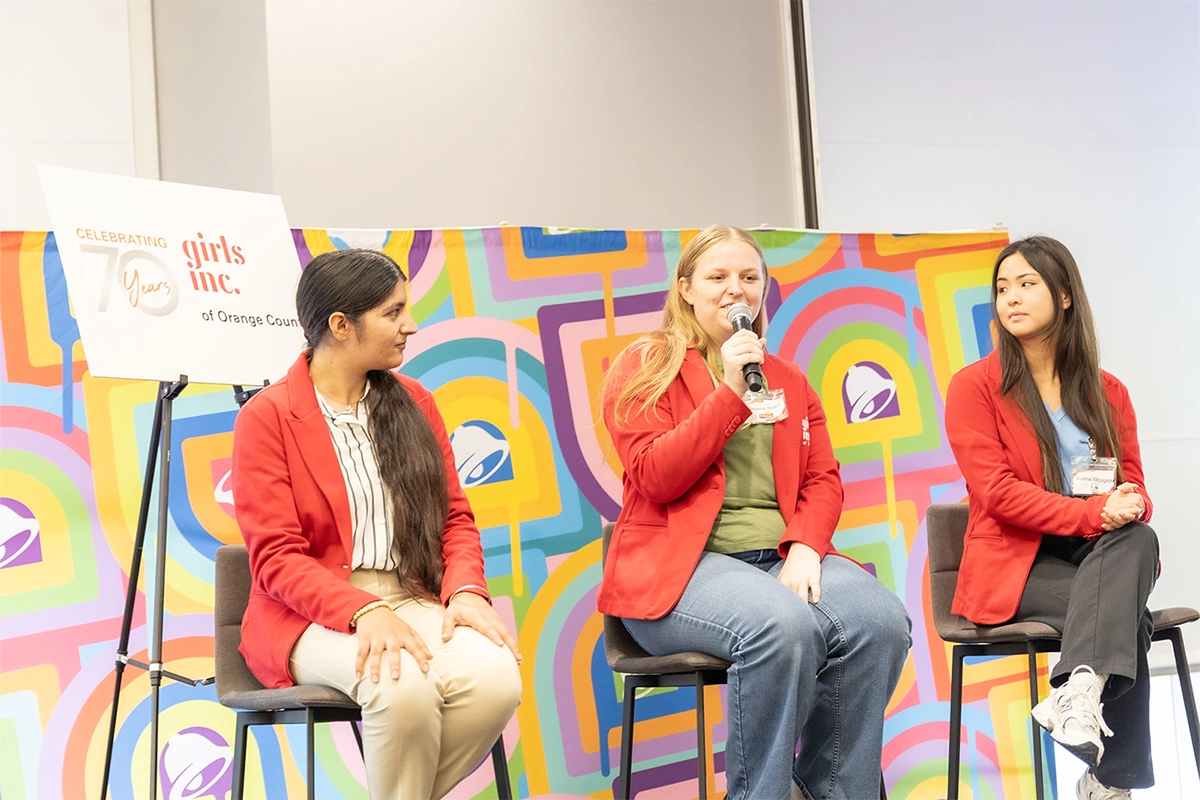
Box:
[610,230,670,289]
[408,229,432,280]
[538,290,668,521]
[291,229,315,268]
[158,726,233,800]
[0,497,43,568]
[841,362,901,424]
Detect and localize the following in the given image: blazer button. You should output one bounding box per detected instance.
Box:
[342,565,350,570]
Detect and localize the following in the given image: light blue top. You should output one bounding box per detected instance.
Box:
[1046,403,1091,496]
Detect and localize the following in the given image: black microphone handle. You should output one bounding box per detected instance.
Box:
[743,362,764,394]
[727,311,765,394]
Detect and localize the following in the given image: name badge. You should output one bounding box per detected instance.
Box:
[743,388,788,425]
[1071,455,1117,496]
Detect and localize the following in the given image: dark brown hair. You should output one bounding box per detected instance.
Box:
[297,249,448,595]
[992,236,1121,492]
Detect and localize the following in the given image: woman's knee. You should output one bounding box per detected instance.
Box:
[1102,521,1159,566]
[359,660,442,724]
[829,577,912,658]
[451,633,523,715]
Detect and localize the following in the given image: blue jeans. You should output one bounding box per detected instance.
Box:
[622,550,911,800]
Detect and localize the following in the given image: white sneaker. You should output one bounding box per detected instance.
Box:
[1076,769,1131,800]
[1031,665,1113,766]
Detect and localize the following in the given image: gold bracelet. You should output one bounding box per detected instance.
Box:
[350,600,389,629]
[447,584,489,605]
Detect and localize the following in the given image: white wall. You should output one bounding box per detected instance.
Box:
[807,0,1200,660]
[153,0,274,193]
[0,0,138,229]
[263,0,801,230]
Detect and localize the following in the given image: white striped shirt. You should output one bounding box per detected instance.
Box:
[315,386,400,571]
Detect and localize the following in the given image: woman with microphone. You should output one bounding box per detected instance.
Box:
[600,226,911,800]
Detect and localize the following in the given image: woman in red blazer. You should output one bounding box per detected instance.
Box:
[231,249,520,800]
[600,226,911,800]
[945,236,1157,799]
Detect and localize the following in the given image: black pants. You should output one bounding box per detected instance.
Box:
[1013,521,1159,790]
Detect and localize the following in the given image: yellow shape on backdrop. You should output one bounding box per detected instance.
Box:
[181,431,241,545]
[915,250,997,398]
[0,664,61,729]
[580,332,641,482]
[441,229,477,317]
[989,669,1052,800]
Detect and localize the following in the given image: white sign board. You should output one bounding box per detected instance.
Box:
[40,166,306,385]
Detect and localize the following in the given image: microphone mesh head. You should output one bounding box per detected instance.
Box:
[726,302,753,323]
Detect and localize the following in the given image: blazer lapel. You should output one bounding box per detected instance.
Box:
[283,354,354,553]
[678,350,717,412]
[984,354,1045,486]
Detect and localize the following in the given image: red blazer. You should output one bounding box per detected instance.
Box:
[944,351,1152,625]
[598,350,845,620]
[231,352,488,688]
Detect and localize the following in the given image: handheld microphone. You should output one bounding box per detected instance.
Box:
[725,303,764,394]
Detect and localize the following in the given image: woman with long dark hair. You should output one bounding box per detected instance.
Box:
[600,225,911,800]
[946,236,1157,800]
[232,248,521,800]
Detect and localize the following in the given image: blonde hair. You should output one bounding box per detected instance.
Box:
[605,225,767,425]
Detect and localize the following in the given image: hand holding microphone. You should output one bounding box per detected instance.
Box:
[723,303,766,395]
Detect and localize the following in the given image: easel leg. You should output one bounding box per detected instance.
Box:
[99,382,166,800]
[147,378,184,800]
[98,377,190,800]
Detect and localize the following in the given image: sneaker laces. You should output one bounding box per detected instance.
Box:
[1054,677,1114,739]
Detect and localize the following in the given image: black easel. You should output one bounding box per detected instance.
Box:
[99,377,264,800]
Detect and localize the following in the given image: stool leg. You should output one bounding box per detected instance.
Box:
[232,716,250,800]
[1028,646,1045,800]
[618,680,637,800]
[350,718,364,758]
[491,735,513,800]
[1166,628,1200,776]
[695,676,708,800]
[306,710,316,800]
[948,647,965,800]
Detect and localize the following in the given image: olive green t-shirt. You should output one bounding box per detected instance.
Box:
[705,422,786,554]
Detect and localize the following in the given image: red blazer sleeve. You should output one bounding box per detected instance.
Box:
[232,395,379,633]
[945,364,1142,537]
[398,376,490,605]
[1107,375,1153,521]
[602,355,750,506]
[779,370,843,557]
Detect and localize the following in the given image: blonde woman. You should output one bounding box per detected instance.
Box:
[600,226,911,800]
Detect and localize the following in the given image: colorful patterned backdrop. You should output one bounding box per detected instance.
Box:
[1,226,1058,800]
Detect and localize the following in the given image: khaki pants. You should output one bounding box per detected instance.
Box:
[289,569,521,800]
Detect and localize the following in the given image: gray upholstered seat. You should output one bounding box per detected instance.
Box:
[213,544,511,800]
[925,503,1200,800]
